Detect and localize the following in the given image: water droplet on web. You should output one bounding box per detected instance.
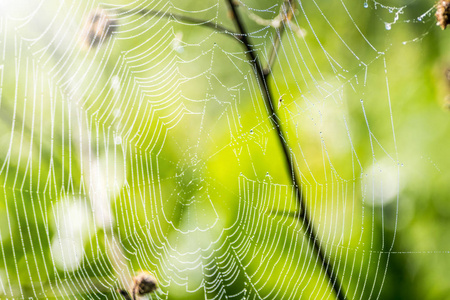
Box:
[417,16,422,22]
[250,129,253,134]
[363,2,368,8]
[385,23,391,30]
[244,75,247,79]
[114,136,122,145]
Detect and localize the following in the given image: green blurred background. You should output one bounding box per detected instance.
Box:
[0,0,449,299]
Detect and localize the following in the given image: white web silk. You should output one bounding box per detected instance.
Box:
[0,0,436,299]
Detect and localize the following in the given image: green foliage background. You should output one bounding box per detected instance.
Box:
[0,0,449,299]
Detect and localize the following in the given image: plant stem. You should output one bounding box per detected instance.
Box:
[225,1,346,299]
[107,6,242,42]
[264,24,285,76]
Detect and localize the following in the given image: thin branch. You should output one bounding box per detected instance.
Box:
[265,28,284,77]
[264,0,296,76]
[240,0,306,76]
[104,6,242,42]
[225,1,346,299]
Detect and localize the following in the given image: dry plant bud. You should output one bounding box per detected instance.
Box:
[118,271,159,300]
[132,271,158,297]
[80,9,117,49]
[278,94,285,109]
[436,0,450,30]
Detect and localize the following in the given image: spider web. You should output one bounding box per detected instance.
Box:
[0,0,438,299]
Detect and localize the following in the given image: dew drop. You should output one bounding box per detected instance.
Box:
[363,2,368,8]
[250,129,253,134]
[385,23,391,30]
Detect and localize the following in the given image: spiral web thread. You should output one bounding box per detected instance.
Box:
[0,0,437,299]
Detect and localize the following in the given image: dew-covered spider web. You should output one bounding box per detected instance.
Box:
[0,0,444,299]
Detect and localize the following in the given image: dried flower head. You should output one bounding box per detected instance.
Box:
[278,94,285,109]
[118,271,158,300]
[436,0,450,30]
[132,271,158,297]
[80,9,117,49]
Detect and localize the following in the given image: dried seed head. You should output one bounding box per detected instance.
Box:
[436,0,450,30]
[118,271,158,300]
[278,94,285,109]
[132,271,158,297]
[80,9,117,49]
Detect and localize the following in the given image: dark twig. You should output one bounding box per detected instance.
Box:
[105,6,242,42]
[225,1,346,299]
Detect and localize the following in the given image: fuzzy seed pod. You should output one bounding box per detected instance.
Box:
[80,9,117,49]
[132,271,158,297]
[436,0,450,30]
[118,271,158,300]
